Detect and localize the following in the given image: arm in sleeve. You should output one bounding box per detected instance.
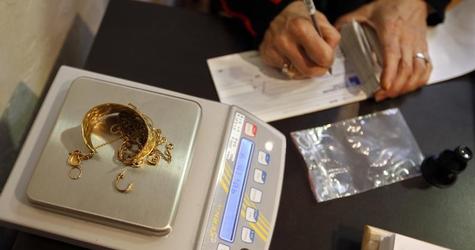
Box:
[219,0,291,41]
[425,0,451,25]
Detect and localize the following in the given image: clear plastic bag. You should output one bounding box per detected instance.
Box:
[291,108,424,202]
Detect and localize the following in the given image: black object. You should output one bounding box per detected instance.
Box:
[421,146,473,188]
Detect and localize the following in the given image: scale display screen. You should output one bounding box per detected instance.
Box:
[219,138,254,242]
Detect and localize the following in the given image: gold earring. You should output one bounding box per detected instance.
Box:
[115,169,133,193]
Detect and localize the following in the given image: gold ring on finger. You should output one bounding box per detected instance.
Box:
[281,63,296,79]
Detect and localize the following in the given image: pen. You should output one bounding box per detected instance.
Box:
[303,0,333,74]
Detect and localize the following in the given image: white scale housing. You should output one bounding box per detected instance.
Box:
[0,66,286,250]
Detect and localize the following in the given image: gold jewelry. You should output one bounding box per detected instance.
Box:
[67,103,174,194]
[81,103,156,165]
[281,63,296,79]
[67,136,124,179]
[115,169,133,193]
[68,160,82,180]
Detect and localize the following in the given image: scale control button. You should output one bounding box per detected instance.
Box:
[250,188,262,203]
[254,169,266,184]
[246,207,259,223]
[264,141,274,152]
[241,227,255,243]
[217,243,230,250]
[244,122,257,137]
[258,151,270,166]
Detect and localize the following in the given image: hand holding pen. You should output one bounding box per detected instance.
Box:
[259,1,340,79]
[303,0,333,74]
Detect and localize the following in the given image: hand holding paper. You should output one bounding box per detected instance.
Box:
[335,0,432,101]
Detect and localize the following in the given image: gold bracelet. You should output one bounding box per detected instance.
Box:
[66,103,173,193]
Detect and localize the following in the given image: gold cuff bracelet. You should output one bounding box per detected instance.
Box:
[67,103,173,193]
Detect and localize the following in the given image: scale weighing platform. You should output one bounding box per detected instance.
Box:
[0,66,286,250]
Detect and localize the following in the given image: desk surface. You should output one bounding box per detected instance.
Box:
[81,1,475,249]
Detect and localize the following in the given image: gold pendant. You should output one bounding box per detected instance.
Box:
[67,150,82,167]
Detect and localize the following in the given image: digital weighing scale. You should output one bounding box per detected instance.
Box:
[0,66,286,250]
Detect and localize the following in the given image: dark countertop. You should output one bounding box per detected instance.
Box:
[10,0,475,249]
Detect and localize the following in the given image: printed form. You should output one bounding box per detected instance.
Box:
[207,49,368,122]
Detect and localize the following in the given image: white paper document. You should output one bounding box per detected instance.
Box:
[207,1,475,122]
[208,49,368,122]
[428,0,475,83]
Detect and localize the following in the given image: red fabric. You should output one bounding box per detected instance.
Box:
[271,0,282,5]
[219,0,257,37]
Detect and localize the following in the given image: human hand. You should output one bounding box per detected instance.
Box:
[335,0,432,101]
[259,1,340,79]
